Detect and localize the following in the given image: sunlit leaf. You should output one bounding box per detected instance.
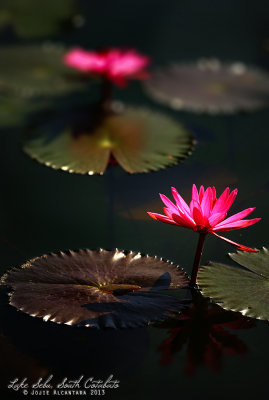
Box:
[197,247,269,320]
[23,105,194,174]
[0,0,77,38]
[145,59,269,113]
[0,45,86,97]
[1,248,189,328]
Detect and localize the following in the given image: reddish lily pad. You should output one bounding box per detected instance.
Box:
[197,247,269,320]
[145,59,269,113]
[1,249,189,328]
[23,106,194,174]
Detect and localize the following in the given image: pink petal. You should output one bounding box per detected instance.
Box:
[106,49,150,79]
[211,232,258,252]
[212,187,230,214]
[214,207,255,228]
[171,187,191,215]
[211,187,217,202]
[201,187,213,218]
[192,184,199,203]
[213,218,261,232]
[168,187,196,227]
[199,185,205,202]
[223,189,238,213]
[163,208,191,228]
[191,200,207,226]
[193,207,206,226]
[63,49,105,73]
[163,207,173,219]
[171,213,195,228]
[190,199,202,216]
[159,194,179,214]
[147,212,178,226]
[163,207,195,229]
[208,212,227,227]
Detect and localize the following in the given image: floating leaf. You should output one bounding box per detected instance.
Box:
[0,45,86,97]
[1,248,189,328]
[0,95,48,128]
[145,59,269,113]
[197,247,269,320]
[0,0,77,38]
[23,105,194,174]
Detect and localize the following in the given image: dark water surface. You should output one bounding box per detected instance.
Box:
[0,1,268,399]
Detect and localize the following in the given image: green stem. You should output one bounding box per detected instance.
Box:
[100,77,113,112]
[190,233,206,286]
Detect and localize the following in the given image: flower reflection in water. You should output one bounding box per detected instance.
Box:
[156,292,255,376]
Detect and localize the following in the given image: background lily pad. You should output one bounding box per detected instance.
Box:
[145,59,269,113]
[23,105,194,174]
[0,44,86,97]
[197,247,269,320]
[0,0,77,38]
[1,248,189,328]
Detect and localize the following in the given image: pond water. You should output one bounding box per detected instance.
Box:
[0,1,268,399]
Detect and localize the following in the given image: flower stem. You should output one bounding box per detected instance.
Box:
[190,233,206,286]
[100,77,113,112]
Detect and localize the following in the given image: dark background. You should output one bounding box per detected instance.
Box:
[0,1,268,399]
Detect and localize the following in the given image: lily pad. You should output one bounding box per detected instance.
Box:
[0,0,77,38]
[197,247,269,320]
[0,45,86,97]
[1,248,189,328]
[23,105,194,174]
[145,59,269,114]
[0,95,49,128]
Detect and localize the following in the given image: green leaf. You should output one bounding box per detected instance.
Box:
[145,59,269,114]
[0,95,39,128]
[1,248,189,328]
[23,105,194,174]
[197,247,269,321]
[0,0,76,38]
[0,45,86,97]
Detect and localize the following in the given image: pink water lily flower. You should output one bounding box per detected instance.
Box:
[148,185,260,253]
[148,185,260,285]
[63,48,150,87]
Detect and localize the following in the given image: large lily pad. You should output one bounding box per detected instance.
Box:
[0,45,86,97]
[197,247,269,320]
[1,248,189,328]
[23,105,194,174]
[145,59,269,114]
[0,0,77,38]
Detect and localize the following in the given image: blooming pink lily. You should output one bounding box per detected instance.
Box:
[63,48,150,87]
[148,185,260,253]
[148,185,260,285]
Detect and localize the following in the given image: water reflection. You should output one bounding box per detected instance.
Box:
[156,291,255,375]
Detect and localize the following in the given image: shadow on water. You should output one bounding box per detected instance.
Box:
[0,291,149,392]
[24,102,113,145]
